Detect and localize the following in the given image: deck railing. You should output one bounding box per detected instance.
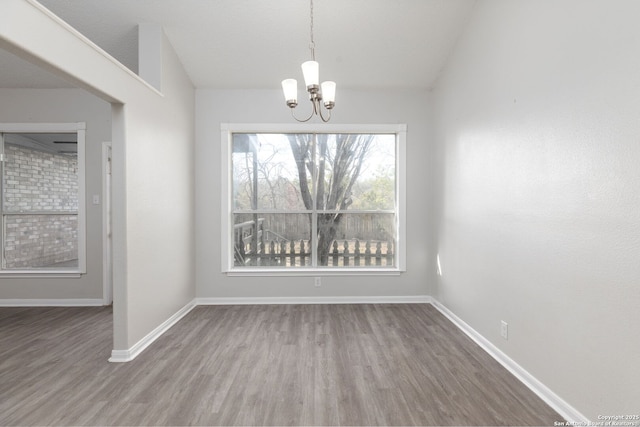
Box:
[234,220,394,267]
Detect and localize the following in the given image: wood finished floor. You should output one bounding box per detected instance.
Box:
[0,304,561,426]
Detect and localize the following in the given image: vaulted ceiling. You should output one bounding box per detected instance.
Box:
[1,0,476,90]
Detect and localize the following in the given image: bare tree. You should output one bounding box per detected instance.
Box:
[287,133,374,265]
[234,139,300,210]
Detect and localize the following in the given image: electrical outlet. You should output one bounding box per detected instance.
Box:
[314,277,321,287]
[500,320,508,340]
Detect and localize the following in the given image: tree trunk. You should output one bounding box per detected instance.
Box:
[317,213,342,265]
[287,133,373,266]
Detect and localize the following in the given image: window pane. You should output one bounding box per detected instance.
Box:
[317,213,396,267]
[227,129,401,271]
[232,134,311,211]
[317,134,395,211]
[3,214,78,269]
[3,142,78,212]
[233,213,311,267]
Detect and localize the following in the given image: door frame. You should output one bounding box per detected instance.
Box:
[102,142,113,305]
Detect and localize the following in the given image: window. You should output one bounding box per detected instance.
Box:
[222,124,406,274]
[0,123,85,275]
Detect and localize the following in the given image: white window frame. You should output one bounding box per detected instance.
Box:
[221,123,407,276]
[0,122,86,278]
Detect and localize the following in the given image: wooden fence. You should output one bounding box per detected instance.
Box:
[234,220,394,267]
[233,212,394,242]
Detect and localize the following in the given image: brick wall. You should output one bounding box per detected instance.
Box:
[3,144,78,269]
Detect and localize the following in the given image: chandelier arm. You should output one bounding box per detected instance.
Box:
[318,104,332,123]
[290,105,315,123]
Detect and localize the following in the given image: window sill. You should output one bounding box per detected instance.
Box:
[0,270,83,279]
[225,268,403,277]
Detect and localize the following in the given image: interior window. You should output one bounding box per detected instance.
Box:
[0,128,84,273]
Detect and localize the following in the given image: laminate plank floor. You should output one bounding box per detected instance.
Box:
[0,304,562,426]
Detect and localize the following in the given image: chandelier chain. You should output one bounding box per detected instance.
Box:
[309,0,315,60]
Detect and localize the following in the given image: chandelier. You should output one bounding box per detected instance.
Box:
[281,0,336,122]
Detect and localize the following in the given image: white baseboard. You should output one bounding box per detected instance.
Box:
[0,298,105,307]
[109,299,196,363]
[196,295,432,305]
[430,299,589,424]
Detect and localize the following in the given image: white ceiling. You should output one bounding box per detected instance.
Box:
[2,0,477,90]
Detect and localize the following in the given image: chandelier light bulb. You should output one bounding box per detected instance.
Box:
[281,79,298,107]
[321,81,336,108]
[301,61,320,89]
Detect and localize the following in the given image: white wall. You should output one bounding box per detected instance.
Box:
[121,31,195,349]
[432,0,640,419]
[0,88,110,300]
[1,1,196,352]
[195,89,435,299]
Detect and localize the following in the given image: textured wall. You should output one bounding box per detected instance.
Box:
[433,0,640,420]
